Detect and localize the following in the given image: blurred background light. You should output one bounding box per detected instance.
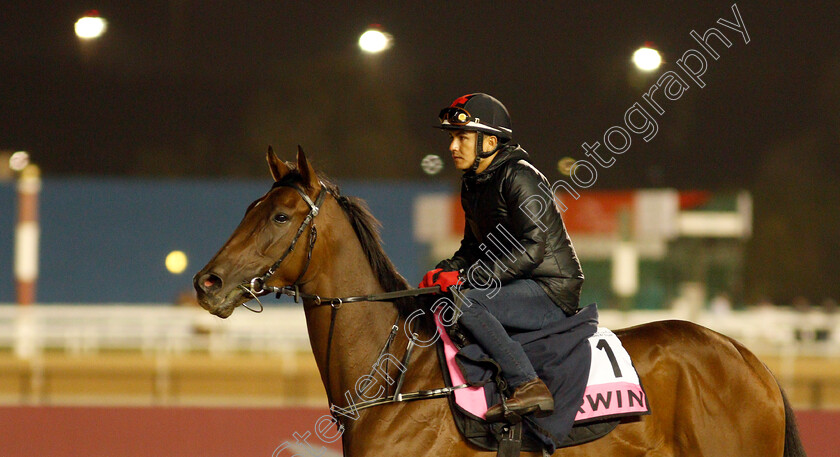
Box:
[165,250,188,274]
[420,154,443,175]
[75,10,107,40]
[557,156,575,176]
[359,26,392,53]
[9,151,30,171]
[632,44,662,71]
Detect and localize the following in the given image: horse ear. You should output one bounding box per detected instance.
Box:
[266,146,291,182]
[296,145,320,190]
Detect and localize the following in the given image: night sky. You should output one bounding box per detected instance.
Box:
[2,1,839,300]
[2,1,836,183]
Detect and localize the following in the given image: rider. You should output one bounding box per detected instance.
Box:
[419,93,586,422]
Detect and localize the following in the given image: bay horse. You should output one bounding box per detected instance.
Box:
[194,147,806,457]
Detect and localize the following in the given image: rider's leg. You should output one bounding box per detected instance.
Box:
[458,279,566,383]
[456,279,562,420]
[457,300,536,387]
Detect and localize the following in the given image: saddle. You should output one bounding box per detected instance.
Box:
[434,304,649,456]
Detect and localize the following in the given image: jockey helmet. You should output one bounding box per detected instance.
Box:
[438,93,513,141]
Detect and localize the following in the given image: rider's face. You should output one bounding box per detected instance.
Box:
[447,131,496,171]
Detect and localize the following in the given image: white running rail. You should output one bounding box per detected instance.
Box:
[1,304,839,357]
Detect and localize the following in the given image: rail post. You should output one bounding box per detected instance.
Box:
[14,164,40,358]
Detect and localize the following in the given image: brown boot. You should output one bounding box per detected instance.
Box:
[485,378,554,423]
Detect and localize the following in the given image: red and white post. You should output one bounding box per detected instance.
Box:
[15,164,41,305]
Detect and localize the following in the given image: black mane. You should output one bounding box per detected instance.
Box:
[274,169,434,333]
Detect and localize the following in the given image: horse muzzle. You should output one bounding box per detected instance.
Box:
[193,270,243,318]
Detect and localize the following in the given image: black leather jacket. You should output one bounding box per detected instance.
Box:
[437,145,584,315]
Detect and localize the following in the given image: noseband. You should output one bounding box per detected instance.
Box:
[241,180,328,312]
[235,178,466,431]
[241,180,440,312]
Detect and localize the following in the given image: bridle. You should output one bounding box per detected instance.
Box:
[235,179,467,430]
[240,180,327,311]
[240,179,441,311]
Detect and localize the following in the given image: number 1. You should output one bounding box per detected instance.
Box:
[596,339,623,378]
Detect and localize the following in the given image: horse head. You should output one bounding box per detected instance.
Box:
[193,146,327,317]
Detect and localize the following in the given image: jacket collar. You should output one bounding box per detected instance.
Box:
[463,144,530,184]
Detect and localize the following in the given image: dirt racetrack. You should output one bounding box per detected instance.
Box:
[0,406,835,457]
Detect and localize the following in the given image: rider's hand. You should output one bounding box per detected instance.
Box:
[419,268,443,289]
[430,270,462,293]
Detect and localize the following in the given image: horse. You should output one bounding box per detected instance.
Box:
[194,147,807,457]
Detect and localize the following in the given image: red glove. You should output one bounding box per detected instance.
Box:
[419,268,443,289]
[431,270,462,292]
[419,268,462,292]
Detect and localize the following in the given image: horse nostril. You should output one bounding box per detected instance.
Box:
[197,272,223,293]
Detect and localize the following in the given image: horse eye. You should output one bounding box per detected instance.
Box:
[272,213,289,224]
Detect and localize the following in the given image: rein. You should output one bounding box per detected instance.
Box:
[238,179,466,425]
[241,180,442,310]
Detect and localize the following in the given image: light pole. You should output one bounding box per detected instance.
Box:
[13,159,40,358]
[75,10,107,62]
[14,161,40,306]
[628,42,663,91]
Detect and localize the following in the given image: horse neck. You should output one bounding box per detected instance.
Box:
[301,204,405,403]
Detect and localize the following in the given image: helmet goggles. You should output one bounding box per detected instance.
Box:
[436,93,513,140]
[438,107,474,126]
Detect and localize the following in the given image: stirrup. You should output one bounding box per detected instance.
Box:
[499,395,523,424]
[497,423,523,457]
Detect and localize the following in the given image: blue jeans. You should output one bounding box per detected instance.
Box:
[456,279,568,389]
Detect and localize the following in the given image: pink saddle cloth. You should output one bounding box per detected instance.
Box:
[436,315,648,423]
[435,313,490,418]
